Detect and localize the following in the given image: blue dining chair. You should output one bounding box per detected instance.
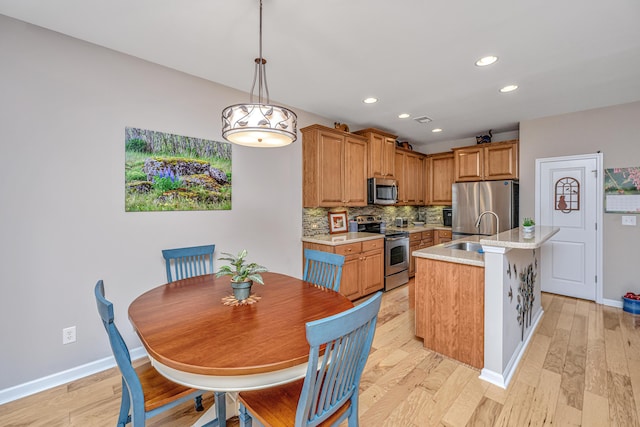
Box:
[94,280,207,426]
[237,291,383,427]
[162,244,215,283]
[302,248,345,292]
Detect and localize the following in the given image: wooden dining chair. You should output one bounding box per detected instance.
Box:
[94,280,208,427]
[162,244,215,283]
[302,248,345,292]
[238,291,383,427]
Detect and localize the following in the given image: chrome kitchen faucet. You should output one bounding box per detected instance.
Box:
[475,211,500,235]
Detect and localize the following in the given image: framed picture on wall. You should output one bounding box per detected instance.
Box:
[328,211,348,234]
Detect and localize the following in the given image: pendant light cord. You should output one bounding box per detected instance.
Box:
[250,0,269,105]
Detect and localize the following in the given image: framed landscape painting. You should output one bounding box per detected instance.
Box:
[125,127,232,212]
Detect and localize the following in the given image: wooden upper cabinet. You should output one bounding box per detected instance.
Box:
[343,136,368,206]
[395,148,425,205]
[353,128,397,179]
[453,146,483,182]
[483,140,518,180]
[427,152,455,205]
[405,151,425,205]
[302,124,368,207]
[394,151,405,204]
[453,140,519,182]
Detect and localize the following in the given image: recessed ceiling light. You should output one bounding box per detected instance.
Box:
[363,97,378,104]
[500,84,518,93]
[475,56,498,67]
[432,128,443,133]
[398,113,410,119]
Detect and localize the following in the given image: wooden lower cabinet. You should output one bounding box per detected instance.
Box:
[303,238,384,301]
[408,231,434,277]
[414,257,484,369]
[435,229,452,245]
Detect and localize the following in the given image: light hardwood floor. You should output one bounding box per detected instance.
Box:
[2,281,639,426]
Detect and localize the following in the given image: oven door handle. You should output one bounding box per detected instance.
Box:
[386,236,408,242]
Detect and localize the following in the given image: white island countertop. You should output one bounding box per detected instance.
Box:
[480,226,559,249]
[413,235,485,267]
[413,226,560,267]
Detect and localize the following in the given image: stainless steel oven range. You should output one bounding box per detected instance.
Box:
[355,215,410,291]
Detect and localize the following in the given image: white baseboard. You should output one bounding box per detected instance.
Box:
[603,297,623,308]
[479,309,543,389]
[0,346,147,405]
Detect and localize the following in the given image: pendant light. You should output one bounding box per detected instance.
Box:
[221,0,297,147]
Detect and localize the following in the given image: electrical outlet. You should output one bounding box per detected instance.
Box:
[63,326,76,344]
[622,216,637,226]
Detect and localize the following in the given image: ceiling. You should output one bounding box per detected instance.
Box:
[2,0,640,148]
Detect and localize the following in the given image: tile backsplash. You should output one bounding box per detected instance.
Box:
[303,205,449,237]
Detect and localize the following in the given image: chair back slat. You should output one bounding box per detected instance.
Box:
[162,244,215,283]
[296,292,382,426]
[303,249,345,292]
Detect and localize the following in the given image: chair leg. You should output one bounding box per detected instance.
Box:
[195,394,204,411]
[348,396,358,426]
[117,378,130,427]
[239,402,252,427]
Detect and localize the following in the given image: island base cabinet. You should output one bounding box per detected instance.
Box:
[414,257,484,369]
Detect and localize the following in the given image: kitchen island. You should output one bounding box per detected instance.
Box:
[413,226,559,388]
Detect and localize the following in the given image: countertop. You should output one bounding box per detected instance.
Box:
[301,232,383,246]
[388,224,452,233]
[413,235,485,267]
[479,226,560,249]
[412,226,560,267]
[301,224,451,246]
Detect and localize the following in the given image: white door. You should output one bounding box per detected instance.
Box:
[535,154,602,301]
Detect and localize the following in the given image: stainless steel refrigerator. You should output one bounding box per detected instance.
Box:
[451,180,519,240]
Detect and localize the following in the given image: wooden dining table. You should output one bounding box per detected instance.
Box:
[128,272,354,426]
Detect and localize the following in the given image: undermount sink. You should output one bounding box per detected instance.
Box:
[445,242,484,253]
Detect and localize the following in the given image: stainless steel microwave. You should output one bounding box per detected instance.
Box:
[367,177,398,205]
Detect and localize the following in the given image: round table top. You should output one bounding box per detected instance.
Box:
[128,272,354,379]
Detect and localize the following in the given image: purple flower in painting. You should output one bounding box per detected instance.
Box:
[153,167,182,191]
[154,167,179,183]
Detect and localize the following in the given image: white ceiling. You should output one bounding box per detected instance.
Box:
[2,0,640,148]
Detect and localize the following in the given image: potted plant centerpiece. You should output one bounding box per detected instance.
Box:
[216,250,268,301]
[522,217,535,234]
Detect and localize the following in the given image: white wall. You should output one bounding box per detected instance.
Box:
[520,101,640,300]
[0,15,331,391]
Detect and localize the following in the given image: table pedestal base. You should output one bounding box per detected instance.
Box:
[194,392,237,427]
